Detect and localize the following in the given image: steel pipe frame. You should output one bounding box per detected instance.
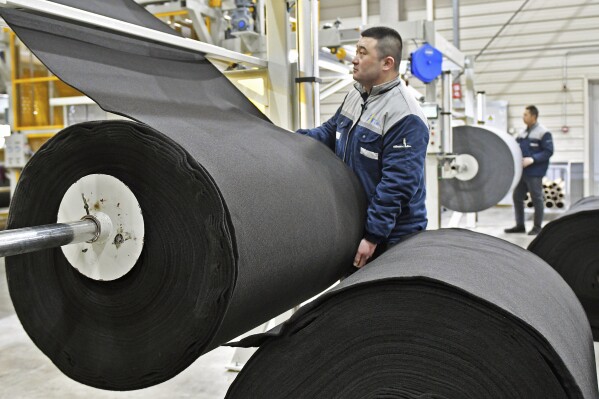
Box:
[441,71,453,154]
[296,0,320,128]
[0,0,267,68]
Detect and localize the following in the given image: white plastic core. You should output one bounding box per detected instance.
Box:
[57,174,145,281]
[454,153,480,182]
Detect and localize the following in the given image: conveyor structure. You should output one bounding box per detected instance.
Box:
[0,0,267,260]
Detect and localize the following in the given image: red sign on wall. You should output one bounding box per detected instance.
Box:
[452,83,462,100]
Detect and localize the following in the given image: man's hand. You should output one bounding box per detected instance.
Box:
[353,239,377,268]
[522,157,534,168]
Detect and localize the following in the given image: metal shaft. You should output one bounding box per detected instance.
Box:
[0,219,98,257]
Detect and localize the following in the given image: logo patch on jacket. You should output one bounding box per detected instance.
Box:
[366,113,381,128]
[393,138,412,149]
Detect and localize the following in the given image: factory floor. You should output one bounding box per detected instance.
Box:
[0,205,597,398]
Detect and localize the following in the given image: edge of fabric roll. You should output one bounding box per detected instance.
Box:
[440,125,522,212]
[529,196,599,340]
[2,1,368,390]
[229,229,597,399]
[7,121,237,390]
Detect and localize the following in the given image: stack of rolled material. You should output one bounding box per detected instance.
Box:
[532,177,566,209]
[2,0,366,390]
[227,229,598,399]
[529,196,599,340]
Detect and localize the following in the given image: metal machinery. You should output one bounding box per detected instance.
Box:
[229,0,256,33]
[0,0,318,372]
[0,0,292,207]
[0,0,274,253]
[0,0,336,215]
[140,0,267,58]
[0,0,520,381]
[324,5,525,226]
[0,0,501,255]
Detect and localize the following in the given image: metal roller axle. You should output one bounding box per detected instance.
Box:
[0,217,100,258]
[1,174,144,281]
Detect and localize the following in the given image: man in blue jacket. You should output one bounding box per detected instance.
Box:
[505,105,554,236]
[297,27,429,269]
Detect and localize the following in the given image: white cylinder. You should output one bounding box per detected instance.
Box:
[477,91,486,124]
[361,0,368,27]
[427,0,434,21]
[57,174,145,281]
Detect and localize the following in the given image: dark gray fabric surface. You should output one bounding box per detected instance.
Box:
[529,196,599,340]
[46,0,179,35]
[2,1,366,390]
[228,229,598,399]
[440,125,521,212]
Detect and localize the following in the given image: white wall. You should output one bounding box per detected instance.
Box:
[319,0,599,165]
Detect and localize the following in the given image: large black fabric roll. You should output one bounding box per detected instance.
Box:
[227,229,598,399]
[2,1,366,390]
[440,125,522,212]
[529,196,599,340]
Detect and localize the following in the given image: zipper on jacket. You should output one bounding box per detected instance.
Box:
[343,97,369,163]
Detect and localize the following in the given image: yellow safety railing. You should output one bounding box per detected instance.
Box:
[154,10,189,18]
[8,30,82,132]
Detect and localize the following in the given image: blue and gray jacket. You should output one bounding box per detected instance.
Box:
[517,123,553,177]
[297,77,429,244]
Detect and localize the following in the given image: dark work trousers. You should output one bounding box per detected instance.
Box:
[512,175,544,228]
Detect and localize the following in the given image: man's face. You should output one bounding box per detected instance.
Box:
[523,109,536,127]
[352,37,384,87]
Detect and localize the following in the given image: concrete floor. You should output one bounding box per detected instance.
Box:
[0,206,597,398]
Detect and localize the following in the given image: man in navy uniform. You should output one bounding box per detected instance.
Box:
[297,27,429,269]
[505,105,554,236]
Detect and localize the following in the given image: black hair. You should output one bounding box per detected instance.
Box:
[361,27,403,72]
[526,105,539,118]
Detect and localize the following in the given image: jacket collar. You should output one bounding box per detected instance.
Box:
[526,122,539,134]
[354,76,402,98]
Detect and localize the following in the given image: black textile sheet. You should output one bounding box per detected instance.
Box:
[1,0,366,390]
[228,229,598,399]
[529,196,599,340]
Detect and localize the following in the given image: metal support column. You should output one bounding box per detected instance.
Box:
[464,55,476,124]
[441,71,453,154]
[311,0,320,126]
[297,0,320,128]
[452,0,460,49]
[426,0,434,21]
[426,155,440,230]
[423,21,437,103]
[266,0,294,129]
[477,91,486,124]
[379,0,399,25]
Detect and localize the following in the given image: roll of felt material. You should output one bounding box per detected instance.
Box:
[529,196,599,341]
[440,125,522,213]
[0,187,9,208]
[2,1,366,391]
[227,229,598,399]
